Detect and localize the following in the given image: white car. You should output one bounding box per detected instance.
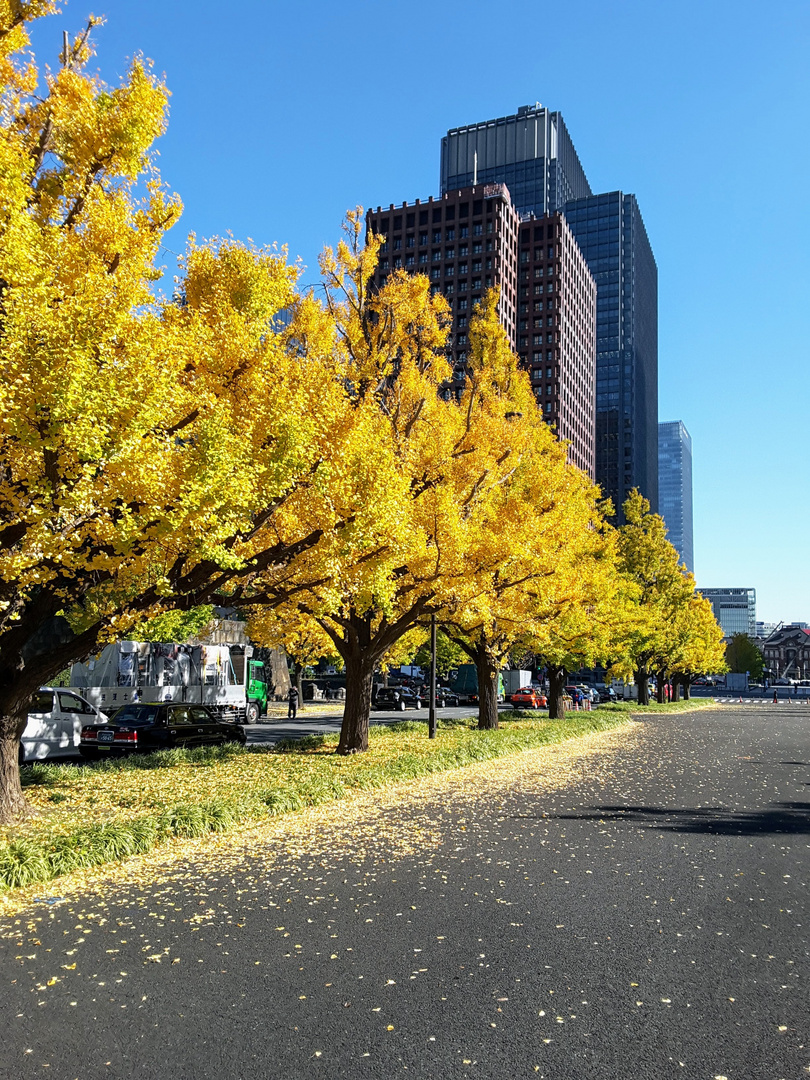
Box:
[20,688,109,764]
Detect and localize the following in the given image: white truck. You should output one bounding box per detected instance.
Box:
[69,640,269,724]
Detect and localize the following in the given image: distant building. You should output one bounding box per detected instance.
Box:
[658,421,693,572]
[366,186,597,477]
[700,587,756,638]
[761,624,810,681]
[756,620,779,641]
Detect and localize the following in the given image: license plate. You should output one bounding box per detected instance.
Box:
[97,730,114,743]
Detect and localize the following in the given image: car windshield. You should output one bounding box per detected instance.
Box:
[108,704,161,725]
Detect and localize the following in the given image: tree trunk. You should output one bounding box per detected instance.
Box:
[547,665,567,720]
[294,661,306,711]
[656,670,666,704]
[475,642,499,731]
[338,654,375,754]
[682,677,691,700]
[671,677,681,702]
[0,715,28,824]
[635,666,650,706]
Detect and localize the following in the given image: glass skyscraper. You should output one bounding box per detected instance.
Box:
[440,104,591,217]
[563,194,658,520]
[658,420,694,572]
[700,588,756,638]
[441,106,658,521]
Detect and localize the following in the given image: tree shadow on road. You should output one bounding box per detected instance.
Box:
[549,801,810,836]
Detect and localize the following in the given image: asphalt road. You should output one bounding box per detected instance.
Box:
[247,704,507,747]
[2,705,809,1080]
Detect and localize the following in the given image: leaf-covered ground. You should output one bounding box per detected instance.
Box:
[0,704,715,894]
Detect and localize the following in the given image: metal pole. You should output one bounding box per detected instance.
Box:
[428,614,437,739]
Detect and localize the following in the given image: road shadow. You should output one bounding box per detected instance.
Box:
[547,801,810,836]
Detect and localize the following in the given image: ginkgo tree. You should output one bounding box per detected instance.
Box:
[439,295,608,730]
[0,10,373,820]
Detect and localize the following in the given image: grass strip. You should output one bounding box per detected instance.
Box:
[0,709,653,893]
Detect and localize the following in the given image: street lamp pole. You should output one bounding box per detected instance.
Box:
[428,614,437,740]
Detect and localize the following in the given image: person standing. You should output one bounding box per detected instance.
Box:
[288,684,300,720]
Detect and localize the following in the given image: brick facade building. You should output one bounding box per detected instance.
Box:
[367,183,596,478]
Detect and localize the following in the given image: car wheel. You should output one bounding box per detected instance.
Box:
[415,698,422,709]
[399,700,407,712]
[245,702,260,725]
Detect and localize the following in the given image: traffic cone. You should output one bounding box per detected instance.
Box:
[739,696,742,703]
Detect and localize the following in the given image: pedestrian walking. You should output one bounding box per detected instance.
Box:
[288,684,300,719]
[773,690,778,704]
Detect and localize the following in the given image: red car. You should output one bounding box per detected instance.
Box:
[510,687,547,709]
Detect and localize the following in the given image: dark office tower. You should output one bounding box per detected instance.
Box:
[516,214,596,478]
[562,193,658,519]
[441,104,591,217]
[658,420,694,573]
[366,185,597,478]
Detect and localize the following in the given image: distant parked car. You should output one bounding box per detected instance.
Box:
[372,687,423,711]
[598,686,618,703]
[511,687,547,709]
[21,688,109,765]
[79,703,246,760]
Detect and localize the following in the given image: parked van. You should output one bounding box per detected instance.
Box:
[21,688,108,764]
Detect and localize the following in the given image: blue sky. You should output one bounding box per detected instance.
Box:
[31,1,810,622]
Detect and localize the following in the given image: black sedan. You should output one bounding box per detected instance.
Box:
[372,687,423,711]
[80,703,247,759]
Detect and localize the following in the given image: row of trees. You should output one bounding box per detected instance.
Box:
[0,7,724,821]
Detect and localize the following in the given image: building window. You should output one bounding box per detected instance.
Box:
[378,275,387,287]
[430,269,440,280]
[380,258,389,270]
[433,230,442,243]
[445,248,455,260]
[459,263,467,274]
[445,265,454,276]
[446,228,455,241]
[405,255,414,267]
[460,226,469,238]
[458,315,467,328]
[458,298,468,310]
[472,261,482,273]
[545,401,552,413]
[419,253,427,264]
[393,257,401,268]
[473,224,483,236]
[547,333,553,343]
[459,281,467,292]
[432,250,441,261]
[380,241,388,253]
[533,334,541,346]
[419,233,428,246]
[534,267,543,278]
[472,278,481,290]
[520,251,529,264]
[457,334,467,346]
[473,242,482,254]
[394,238,402,250]
[459,244,468,256]
[486,222,493,234]
[406,235,415,248]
